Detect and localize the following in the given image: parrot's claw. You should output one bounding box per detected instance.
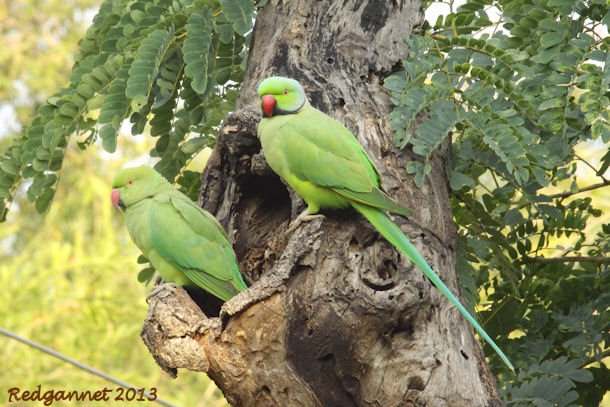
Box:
[146,282,178,302]
[285,211,325,235]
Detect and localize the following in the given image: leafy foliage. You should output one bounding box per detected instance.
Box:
[0,0,256,221]
[388,0,609,404]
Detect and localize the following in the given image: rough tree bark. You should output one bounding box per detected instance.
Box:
[141,1,503,406]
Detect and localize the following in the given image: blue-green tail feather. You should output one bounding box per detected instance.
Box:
[352,202,514,371]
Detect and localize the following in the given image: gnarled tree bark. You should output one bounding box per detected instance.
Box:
[141,1,502,406]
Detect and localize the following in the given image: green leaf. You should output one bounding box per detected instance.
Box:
[98,68,130,153]
[504,208,524,226]
[450,170,475,190]
[181,137,209,154]
[592,120,610,142]
[126,28,175,111]
[540,32,564,49]
[405,161,430,188]
[183,7,214,94]
[538,98,564,111]
[137,266,156,285]
[153,49,183,109]
[35,188,55,213]
[0,159,20,176]
[603,11,610,30]
[150,92,178,138]
[220,0,255,36]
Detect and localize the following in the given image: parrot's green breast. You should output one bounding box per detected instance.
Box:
[124,199,153,253]
[258,108,354,213]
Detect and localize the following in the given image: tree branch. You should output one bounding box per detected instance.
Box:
[520,255,610,265]
[546,180,610,200]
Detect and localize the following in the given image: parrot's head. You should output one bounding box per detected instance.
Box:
[257,76,306,118]
[111,166,168,211]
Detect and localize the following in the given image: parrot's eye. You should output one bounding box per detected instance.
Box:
[283,89,288,95]
[128,179,134,185]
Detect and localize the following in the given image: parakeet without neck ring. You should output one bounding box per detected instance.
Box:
[257,76,514,371]
[112,166,247,301]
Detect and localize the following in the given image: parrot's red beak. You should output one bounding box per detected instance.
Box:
[261,94,276,117]
[111,189,125,210]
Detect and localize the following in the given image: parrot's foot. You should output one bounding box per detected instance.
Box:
[146,282,178,302]
[285,211,325,235]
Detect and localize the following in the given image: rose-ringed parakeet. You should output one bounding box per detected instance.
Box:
[111,166,247,301]
[257,76,514,371]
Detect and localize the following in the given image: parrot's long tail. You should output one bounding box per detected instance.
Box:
[352,202,514,371]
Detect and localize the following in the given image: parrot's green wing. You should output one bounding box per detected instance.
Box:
[280,108,411,216]
[334,188,412,217]
[150,195,246,301]
[169,192,233,243]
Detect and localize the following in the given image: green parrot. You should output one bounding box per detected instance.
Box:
[111,166,247,301]
[257,76,514,371]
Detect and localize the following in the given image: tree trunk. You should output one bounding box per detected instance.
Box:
[141,1,502,406]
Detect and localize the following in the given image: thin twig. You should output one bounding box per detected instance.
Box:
[0,327,177,407]
[575,154,608,183]
[581,349,610,368]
